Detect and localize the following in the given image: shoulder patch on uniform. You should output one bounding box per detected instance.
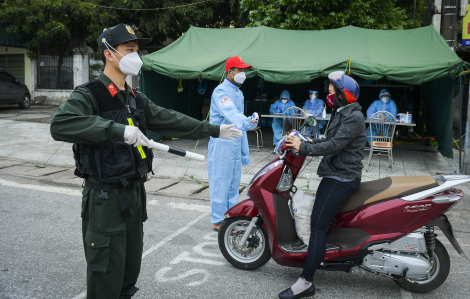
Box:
[107,83,118,97]
[221,96,234,106]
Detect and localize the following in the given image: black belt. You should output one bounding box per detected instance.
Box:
[84,175,147,224]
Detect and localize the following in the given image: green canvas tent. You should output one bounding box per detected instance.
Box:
[141,25,463,157]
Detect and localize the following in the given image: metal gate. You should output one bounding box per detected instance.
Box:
[37,55,73,89]
[0,54,25,83]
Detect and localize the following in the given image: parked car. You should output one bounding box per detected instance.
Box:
[0,68,31,109]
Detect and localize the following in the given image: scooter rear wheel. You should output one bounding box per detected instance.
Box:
[218,216,271,270]
[394,238,450,293]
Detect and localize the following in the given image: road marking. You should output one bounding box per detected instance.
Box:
[0,178,81,197]
[193,241,222,258]
[70,291,86,299]
[155,267,209,287]
[71,212,208,298]
[400,288,413,299]
[170,251,224,266]
[0,179,212,213]
[166,202,211,212]
[142,212,208,259]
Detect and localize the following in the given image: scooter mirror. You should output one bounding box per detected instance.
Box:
[283,118,293,133]
[307,116,317,127]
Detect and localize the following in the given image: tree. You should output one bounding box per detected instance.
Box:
[0,0,92,86]
[0,0,248,57]
[85,0,249,52]
[240,0,431,31]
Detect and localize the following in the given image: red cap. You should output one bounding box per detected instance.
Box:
[225,56,252,72]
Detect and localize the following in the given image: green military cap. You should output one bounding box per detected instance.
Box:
[97,23,151,55]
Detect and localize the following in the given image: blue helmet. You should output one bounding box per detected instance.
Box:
[328,71,360,103]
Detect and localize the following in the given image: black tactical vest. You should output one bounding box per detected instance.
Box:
[72,79,154,184]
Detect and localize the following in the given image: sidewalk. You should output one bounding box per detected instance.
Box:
[0,118,468,209]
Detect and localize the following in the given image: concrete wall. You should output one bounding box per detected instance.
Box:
[34,89,72,105]
[72,47,91,88]
[0,47,32,92]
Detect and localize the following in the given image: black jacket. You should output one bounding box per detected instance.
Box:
[299,102,366,180]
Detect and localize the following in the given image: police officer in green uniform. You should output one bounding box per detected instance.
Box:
[50,24,242,299]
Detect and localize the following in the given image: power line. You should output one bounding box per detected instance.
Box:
[72,0,211,11]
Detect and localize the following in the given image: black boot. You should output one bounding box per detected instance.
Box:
[278,284,315,299]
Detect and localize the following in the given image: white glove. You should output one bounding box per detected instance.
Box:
[124,126,150,147]
[220,124,243,140]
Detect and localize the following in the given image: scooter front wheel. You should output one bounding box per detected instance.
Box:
[218,216,271,270]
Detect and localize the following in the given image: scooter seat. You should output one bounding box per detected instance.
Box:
[338,176,438,213]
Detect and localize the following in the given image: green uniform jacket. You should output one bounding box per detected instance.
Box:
[50,73,219,163]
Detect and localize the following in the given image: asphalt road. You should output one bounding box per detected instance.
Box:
[1,175,469,299]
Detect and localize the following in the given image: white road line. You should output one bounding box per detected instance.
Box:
[142,212,208,259]
[0,179,212,214]
[166,202,211,212]
[400,288,414,299]
[0,178,82,197]
[70,291,86,299]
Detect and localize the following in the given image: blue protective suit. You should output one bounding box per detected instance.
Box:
[208,79,257,224]
[270,90,295,145]
[302,98,327,137]
[366,89,398,145]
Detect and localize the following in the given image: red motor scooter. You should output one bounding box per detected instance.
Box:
[218,120,470,293]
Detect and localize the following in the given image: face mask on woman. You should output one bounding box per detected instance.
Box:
[326,94,335,109]
[281,98,288,104]
[310,94,317,101]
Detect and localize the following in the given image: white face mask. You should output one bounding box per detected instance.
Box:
[230,71,246,84]
[281,99,288,104]
[105,42,143,76]
[310,94,317,101]
[381,96,390,103]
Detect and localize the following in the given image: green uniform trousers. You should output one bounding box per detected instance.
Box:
[81,180,147,299]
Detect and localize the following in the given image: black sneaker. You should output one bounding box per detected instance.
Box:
[279,284,315,299]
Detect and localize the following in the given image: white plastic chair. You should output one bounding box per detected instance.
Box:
[365,111,396,171]
[248,127,263,151]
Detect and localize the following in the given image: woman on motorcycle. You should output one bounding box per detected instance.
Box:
[281,71,366,299]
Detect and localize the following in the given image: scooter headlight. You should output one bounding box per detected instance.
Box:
[246,159,283,196]
[277,165,293,192]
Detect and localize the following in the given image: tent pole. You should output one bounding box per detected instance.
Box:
[460,76,463,172]
[260,76,263,116]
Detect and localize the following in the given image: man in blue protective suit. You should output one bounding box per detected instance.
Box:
[302,90,327,138]
[366,89,398,145]
[209,56,258,231]
[270,90,295,146]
